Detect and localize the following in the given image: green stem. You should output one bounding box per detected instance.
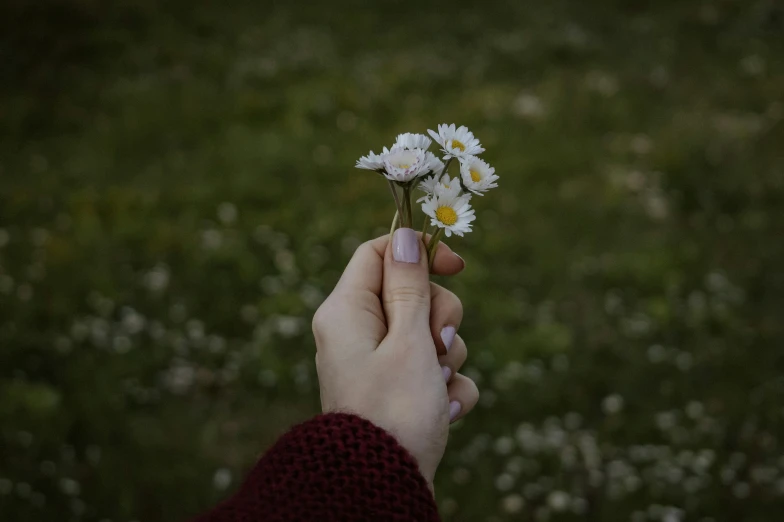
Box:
[426,228,444,269]
[389,211,399,235]
[439,158,454,181]
[420,213,430,238]
[402,186,413,229]
[388,180,403,218]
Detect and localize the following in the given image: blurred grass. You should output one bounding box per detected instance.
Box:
[2,0,784,521]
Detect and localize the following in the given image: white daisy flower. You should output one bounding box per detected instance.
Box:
[355,146,392,171]
[393,132,432,151]
[383,147,428,182]
[459,155,499,195]
[418,175,441,200]
[424,151,445,178]
[427,123,485,159]
[383,148,443,183]
[417,175,462,202]
[422,192,476,237]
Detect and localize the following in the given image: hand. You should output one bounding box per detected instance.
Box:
[312,228,479,486]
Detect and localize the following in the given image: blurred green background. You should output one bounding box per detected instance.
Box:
[2,0,784,520]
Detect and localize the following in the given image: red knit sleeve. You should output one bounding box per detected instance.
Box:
[192,413,441,522]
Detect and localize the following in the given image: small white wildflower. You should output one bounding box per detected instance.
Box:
[547,491,570,512]
[417,175,462,202]
[59,478,80,496]
[383,148,433,182]
[602,394,624,414]
[502,494,525,514]
[422,192,476,237]
[144,265,170,292]
[428,123,485,159]
[647,344,667,363]
[686,401,704,419]
[459,155,498,195]
[495,473,515,491]
[494,436,515,455]
[656,410,677,431]
[393,132,432,151]
[355,146,392,171]
[418,175,440,200]
[213,468,232,490]
[424,151,445,177]
[217,202,237,224]
[513,93,546,119]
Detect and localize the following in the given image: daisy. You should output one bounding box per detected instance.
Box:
[424,151,445,178]
[459,155,499,195]
[418,175,440,200]
[422,192,476,237]
[427,123,485,159]
[382,148,428,183]
[417,175,462,202]
[383,148,445,183]
[355,146,392,171]
[393,132,432,151]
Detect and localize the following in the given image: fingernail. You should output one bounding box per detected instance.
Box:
[440,325,456,351]
[449,400,462,421]
[392,228,420,264]
[455,253,465,268]
[441,365,451,382]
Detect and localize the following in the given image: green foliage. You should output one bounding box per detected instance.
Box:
[2,1,784,520]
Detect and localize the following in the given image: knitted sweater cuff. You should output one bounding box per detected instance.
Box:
[193,412,440,522]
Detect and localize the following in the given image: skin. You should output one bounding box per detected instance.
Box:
[312,232,479,488]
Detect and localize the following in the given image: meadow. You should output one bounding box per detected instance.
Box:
[2,1,784,520]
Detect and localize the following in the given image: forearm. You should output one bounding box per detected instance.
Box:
[193,413,440,522]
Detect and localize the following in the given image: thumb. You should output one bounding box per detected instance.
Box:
[382,228,431,340]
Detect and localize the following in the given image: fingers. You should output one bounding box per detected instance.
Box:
[333,236,388,297]
[430,282,462,355]
[437,334,467,383]
[334,235,463,298]
[429,238,464,276]
[316,232,465,358]
[382,228,431,340]
[446,373,479,423]
[313,237,388,355]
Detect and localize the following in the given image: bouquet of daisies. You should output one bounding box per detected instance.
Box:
[356,124,498,266]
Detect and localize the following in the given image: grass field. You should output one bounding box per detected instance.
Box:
[2,1,784,520]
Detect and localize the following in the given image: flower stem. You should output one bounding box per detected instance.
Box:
[388,180,403,219]
[420,214,430,238]
[389,211,399,235]
[401,191,408,228]
[426,228,444,269]
[402,186,413,229]
[439,158,454,181]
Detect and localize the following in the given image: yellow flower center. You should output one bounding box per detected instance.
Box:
[469,169,482,183]
[450,139,466,151]
[435,206,458,226]
[399,164,410,169]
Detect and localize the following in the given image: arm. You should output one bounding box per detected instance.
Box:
[194,231,479,521]
[194,413,439,522]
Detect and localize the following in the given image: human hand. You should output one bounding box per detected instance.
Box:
[312,228,479,486]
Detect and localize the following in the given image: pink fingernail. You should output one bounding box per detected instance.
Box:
[441,366,451,382]
[392,228,420,264]
[440,326,456,351]
[449,401,462,421]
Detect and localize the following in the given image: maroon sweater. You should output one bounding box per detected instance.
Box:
[194,413,441,522]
